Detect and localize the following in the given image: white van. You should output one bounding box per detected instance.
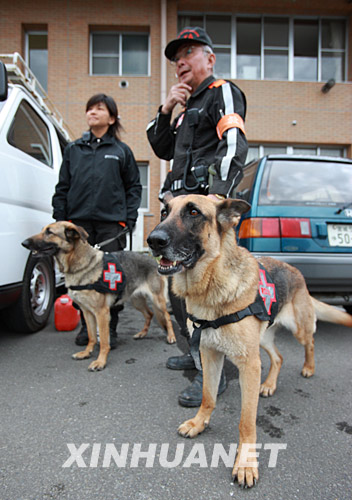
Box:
[0,54,72,332]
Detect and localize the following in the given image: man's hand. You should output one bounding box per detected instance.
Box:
[161,83,192,114]
[127,219,136,232]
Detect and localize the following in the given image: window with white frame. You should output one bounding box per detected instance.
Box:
[264,18,289,80]
[25,31,48,90]
[321,19,346,81]
[138,162,149,210]
[294,19,318,81]
[237,18,261,80]
[90,32,149,76]
[206,15,232,78]
[178,14,347,81]
[246,145,345,164]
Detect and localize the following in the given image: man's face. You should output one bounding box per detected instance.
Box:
[86,102,115,130]
[173,43,215,93]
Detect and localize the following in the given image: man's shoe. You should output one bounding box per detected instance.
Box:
[75,325,88,346]
[166,352,195,370]
[178,369,227,407]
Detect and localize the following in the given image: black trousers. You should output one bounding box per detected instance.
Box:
[168,278,190,344]
[72,219,127,251]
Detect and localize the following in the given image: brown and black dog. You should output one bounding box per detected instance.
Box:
[147,193,352,487]
[22,221,176,371]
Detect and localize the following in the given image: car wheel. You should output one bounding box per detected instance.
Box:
[343,305,352,315]
[3,255,55,333]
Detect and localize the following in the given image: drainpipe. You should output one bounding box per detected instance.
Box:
[160,0,167,188]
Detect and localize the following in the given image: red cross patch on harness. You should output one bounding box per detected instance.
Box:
[258,269,277,315]
[103,263,123,291]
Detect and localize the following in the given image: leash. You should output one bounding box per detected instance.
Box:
[94,227,130,250]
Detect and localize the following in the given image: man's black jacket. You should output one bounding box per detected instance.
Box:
[147,75,248,199]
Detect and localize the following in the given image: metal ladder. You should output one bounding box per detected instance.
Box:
[0,52,73,141]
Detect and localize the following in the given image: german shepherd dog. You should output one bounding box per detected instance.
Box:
[22,221,176,371]
[147,193,352,487]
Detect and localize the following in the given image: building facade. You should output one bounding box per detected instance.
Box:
[1,0,351,247]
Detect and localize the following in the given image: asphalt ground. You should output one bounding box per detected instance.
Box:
[0,301,351,500]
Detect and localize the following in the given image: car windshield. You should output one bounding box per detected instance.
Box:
[259,159,352,206]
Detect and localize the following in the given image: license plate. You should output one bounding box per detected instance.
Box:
[327,224,352,247]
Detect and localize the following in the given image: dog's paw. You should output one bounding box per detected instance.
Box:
[301,365,314,378]
[178,418,207,438]
[232,450,259,489]
[88,360,106,371]
[133,331,147,340]
[259,383,276,397]
[232,463,258,489]
[72,350,92,360]
[166,334,176,344]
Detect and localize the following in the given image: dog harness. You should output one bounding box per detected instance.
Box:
[188,264,278,370]
[69,253,126,298]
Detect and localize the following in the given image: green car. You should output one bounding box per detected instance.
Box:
[236,154,352,312]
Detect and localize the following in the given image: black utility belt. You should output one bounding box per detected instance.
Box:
[171,164,209,193]
[171,180,208,194]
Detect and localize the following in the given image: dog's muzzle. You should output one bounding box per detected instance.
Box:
[147,228,180,275]
[148,227,199,276]
[22,238,58,256]
[147,228,170,255]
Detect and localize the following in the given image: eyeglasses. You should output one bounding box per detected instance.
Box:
[170,45,210,65]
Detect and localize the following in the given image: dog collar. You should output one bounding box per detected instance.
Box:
[188,302,264,371]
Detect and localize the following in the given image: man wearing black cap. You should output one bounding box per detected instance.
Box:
[147,27,248,407]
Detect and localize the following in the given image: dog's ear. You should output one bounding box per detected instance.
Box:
[76,225,89,241]
[64,225,89,243]
[216,198,251,230]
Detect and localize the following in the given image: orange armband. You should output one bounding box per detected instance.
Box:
[216,113,246,139]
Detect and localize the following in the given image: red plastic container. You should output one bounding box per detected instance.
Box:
[54,294,81,331]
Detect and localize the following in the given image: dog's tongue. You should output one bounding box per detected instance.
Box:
[160,257,174,267]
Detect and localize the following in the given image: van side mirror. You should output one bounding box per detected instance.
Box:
[0,61,8,101]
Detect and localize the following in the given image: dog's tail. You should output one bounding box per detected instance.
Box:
[312,298,352,327]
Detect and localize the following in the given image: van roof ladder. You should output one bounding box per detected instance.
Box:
[0,52,73,141]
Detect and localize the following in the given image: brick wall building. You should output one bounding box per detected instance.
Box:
[1,0,351,246]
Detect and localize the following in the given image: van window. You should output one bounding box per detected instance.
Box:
[7,99,52,166]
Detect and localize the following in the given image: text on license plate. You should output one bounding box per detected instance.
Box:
[327,224,352,247]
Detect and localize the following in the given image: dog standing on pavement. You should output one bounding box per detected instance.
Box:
[22,221,176,371]
[147,193,352,488]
